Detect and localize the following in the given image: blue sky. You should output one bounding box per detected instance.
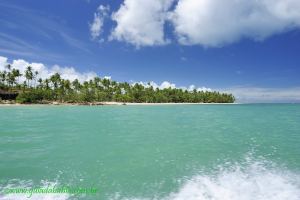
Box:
[0,0,300,102]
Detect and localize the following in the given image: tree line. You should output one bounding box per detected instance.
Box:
[0,65,235,103]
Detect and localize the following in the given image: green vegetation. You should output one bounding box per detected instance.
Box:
[0,65,235,104]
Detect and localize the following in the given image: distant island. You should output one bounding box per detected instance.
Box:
[0,65,235,104]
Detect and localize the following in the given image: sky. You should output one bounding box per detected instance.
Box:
[0,0,300,102]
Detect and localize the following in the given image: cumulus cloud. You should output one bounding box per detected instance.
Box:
[170,0,300,46]
[86,0,300,47]
[180,85,212,92]
[131,80,212,92]
[0,56,98,83]
[160,81,176,89]
[88,0,300,47]
[131,81,177,89]
[0,56,213,93]
[131,81,169,89]
[222,86,300,103]
[0,56,8,67]
[89,5,110,41]
[110,0,174,47]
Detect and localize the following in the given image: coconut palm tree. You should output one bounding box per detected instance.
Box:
[72,79,81,91]
[0,66,236,103]
[0,71,6,87]
[25,66,33,88]
[50,73,61,89]
[12,69,22,87]
[50,73,61,100]
[6,72,15,88]
[44,79,50,90]
[33,71,39,87]
[38,78,43,88]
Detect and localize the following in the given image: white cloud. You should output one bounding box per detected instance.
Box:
[197,87,212,92]
[88,0,300,47]
[0,56,98,83]
[170,0,300,47]
[222,86,300,103]
[160,81,176,89]
[131,80,212,92]
[0,56,8,69]
[187,84,195,91]
[1,56,212,93]
[110,0,174,47]
[132,81,176,89]
[180,85,212,92]
[89,5,110,41]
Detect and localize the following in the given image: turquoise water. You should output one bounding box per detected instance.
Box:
[0,104,300,200]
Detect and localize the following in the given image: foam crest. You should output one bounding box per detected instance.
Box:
[168,162,300,200]
[112,156,300,200]
[168,167,300,200]
[1,157,300,200]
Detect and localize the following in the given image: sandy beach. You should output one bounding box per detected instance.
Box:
[0,101,238,106]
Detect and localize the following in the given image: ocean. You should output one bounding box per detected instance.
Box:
[0,104,300,200]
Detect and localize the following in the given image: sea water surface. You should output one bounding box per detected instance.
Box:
[0,104,300,200]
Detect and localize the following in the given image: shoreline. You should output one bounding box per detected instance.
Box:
[0,101,239,106]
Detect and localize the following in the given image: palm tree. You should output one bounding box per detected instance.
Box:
[12,69,21,87]
[4,65,12,87]
[6,72,15,88]
[72,79,81,91]
[64,80,71,91]
[50,73,61,100]
[50,73,61,89]
[102,78,111,89]
[0,71,6,87]
[25,66,33,88]
[44,79,50,90]
[94,77,101,87]
[33,71,39,87]
[0,65,236,103]
[38,78,43,88]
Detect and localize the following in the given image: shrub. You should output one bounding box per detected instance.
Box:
[16,90,44,104]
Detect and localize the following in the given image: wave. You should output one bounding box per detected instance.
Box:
[166,161,300,200]
[111,156,300,200]
[1,156,299,200]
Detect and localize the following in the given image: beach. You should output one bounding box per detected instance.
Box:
[0,101,239,106]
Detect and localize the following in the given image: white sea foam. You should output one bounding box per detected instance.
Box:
[1,157,300,200]
[112,157,300,200]
[167,162,300,200]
